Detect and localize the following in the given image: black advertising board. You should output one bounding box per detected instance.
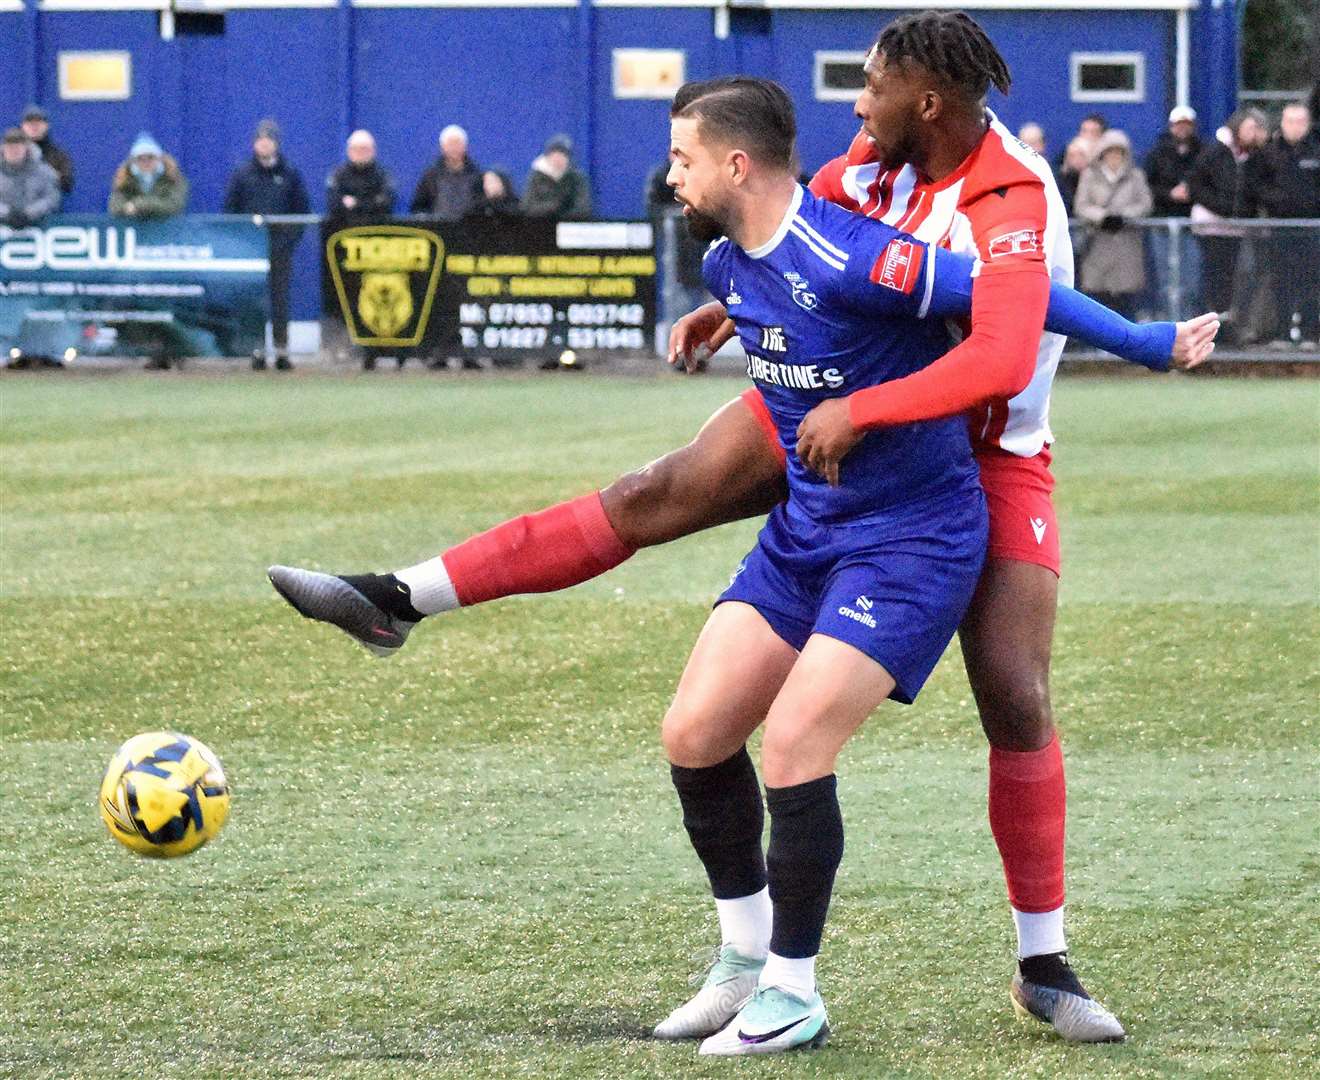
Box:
[322,217,656,359]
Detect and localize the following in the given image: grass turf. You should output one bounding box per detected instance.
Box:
[1,372,1317,1078]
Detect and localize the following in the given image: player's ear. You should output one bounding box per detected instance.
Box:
[727,148,751,185]
[918,89,943,123]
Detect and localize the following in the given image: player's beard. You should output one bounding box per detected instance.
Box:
[683,205,726,246]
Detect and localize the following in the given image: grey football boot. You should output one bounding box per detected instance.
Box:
[1011,955,1126,1042]
[267,565,417,657]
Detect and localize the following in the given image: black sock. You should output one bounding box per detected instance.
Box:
[340,573,426,623]
[1019,952,1089,998]
[670,747,767,900]
[765,775,843,959]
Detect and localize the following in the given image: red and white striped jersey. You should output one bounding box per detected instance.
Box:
[810,112,1073,457]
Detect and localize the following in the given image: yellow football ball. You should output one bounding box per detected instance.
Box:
[99,732,231,857]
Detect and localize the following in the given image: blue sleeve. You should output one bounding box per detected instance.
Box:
[926,247,1175,371]
[836,219,931,319]
[700,237,729,301]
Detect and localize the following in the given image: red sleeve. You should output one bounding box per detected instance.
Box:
[847,269,1050,430]
[808,154,852,208]
[846,176,1052,430]
[967,178,1049,277]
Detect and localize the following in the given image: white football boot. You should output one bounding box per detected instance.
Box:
[652,946,764,1040]
[698,984,829,1055]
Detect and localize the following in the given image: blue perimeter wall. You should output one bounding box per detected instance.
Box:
[2,3,1240,320]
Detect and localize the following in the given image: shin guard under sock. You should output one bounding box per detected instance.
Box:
[439,492,634,607]
[765,775,843,959]
[989,734,1067,915]
[670,747,767,900]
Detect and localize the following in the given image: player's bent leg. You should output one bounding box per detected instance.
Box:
[656,602,797,1041]
[601,391,787,549]
[959,558,1124,1043]
[268,395,786,656]
[700,637,895,1057]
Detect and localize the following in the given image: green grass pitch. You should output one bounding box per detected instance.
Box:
[2,371,1317,1079]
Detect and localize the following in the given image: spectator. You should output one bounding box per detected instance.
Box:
[20,105,73,196]
[1188,108,1267,340]
[1056,137,1092,215]
[0,127,61,227]
[467,169,521,219]
[1145,105,1203,318]
[646,154,707,360]
[109,133,188,219]
[1054,113,1106,170]
[521,134,592,221]
[223,118,311,370]
[1250,102,1320,347]
[1073,129,1153,320]
[410,125,483,221]
[327,130,395,222]
[1016,122,1046,157]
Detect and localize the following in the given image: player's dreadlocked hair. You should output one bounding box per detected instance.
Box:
[876,11,1012,101]
[671,77,798,173]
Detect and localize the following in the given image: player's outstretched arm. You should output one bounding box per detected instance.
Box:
[925,247,1218,371]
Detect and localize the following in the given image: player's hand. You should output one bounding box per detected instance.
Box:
[796,397,863,487]
[1172,312,1220,370]
[668,301,733,373]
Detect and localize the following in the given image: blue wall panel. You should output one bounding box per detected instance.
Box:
[592,9,720,218]
[351,9,578,211]
[35,13,164,213]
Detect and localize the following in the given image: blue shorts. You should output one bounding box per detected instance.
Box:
[717,487,988,704]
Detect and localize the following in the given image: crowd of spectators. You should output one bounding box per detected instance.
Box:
[4,99,1318,358]
[1021,98,1319,347]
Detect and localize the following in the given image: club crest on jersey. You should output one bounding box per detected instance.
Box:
[988,228,1043,260]
[783,271,819,311]
[726,278,742,306]
[869,238,923,295]
[759,326,788,353]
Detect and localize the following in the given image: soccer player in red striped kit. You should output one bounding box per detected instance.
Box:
[271,12,1219,1041]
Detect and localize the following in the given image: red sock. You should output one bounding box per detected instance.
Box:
[440,492,635,607]
[988,734,1066,913]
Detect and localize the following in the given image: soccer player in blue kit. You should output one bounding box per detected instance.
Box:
[655,75,998,1055]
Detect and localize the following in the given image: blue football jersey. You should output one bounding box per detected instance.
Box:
[701,184,980,525]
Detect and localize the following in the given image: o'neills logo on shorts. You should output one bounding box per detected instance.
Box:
[326,225,444,346]
[837,594,877,629]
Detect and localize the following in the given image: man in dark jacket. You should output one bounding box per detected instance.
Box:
[410,125,482,220]
[1145,106,1203,317]
[1250,103,1320,345]
[327,130,395,223]
[224,119,311,369]
[1188,108,1267,338]
[521,134,592,221]
[20,106,74,196]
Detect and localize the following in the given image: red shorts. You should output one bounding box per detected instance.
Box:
[974,446,1060,575]
[739,389,1060,575]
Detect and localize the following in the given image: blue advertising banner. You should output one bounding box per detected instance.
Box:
[0,216,269,361]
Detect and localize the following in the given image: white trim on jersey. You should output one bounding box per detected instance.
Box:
[791,215,849,262]
[745,184,804,260]
[916,245,937,320]
[788,222,847,271]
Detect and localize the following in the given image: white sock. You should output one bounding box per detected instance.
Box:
[715,888,772,960]
[394,555,460,615]
[1013,905,1067,959]
[758,951,816,1000]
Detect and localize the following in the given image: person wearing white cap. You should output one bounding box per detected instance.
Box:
[1145,106,1203,318]
[108,132,189,218]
